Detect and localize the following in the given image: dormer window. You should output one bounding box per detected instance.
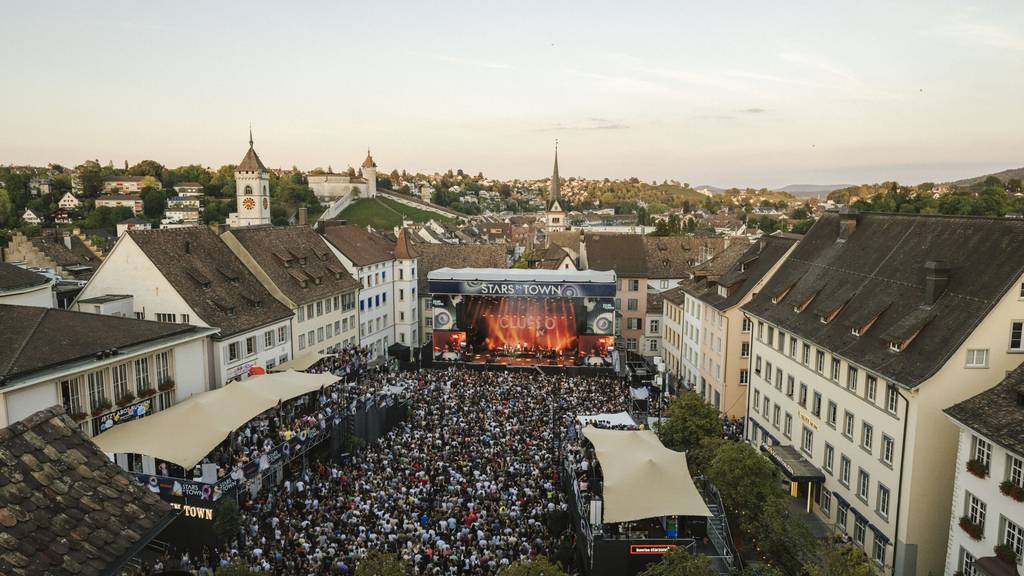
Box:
[794,292,817,313]
[718,285,729,298]
[889,341,902,353]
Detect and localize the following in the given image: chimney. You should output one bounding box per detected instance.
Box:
[63,233,72,251]
[924,259,950,305]
[298,206,308,227]
[837,207,858,241]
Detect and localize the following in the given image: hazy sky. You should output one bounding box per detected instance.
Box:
[1,1,1022,188]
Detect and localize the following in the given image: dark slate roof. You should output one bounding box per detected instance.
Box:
[661,285,688,307]
[0,406,174,576]
[225,226,361,307]
[414,243,508,294]
[742,212,1024,388]
[0,263,49,293]
[530,244,571,270]
[128,227,293,338]
[945,362,1024,457]
[585,233,647,276]
[0,304,199,384]
[393,228,419,260]
[320,223,396,267]
[237,145,267,172]
[647,291,666,314]
[643,236,728,279]
[30,233,102,272]
[685,235,797,312]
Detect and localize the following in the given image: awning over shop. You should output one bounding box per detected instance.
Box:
[92,371,338,469]
[582,426,711,523]
[760,444,825,482]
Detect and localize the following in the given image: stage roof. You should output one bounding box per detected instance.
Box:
[583,426,711,523]
[576,412,637,428]
[92,371,337,468]
[428,267,615,284]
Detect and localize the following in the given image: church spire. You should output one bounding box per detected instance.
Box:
[550,140,561,202]
[248,125,253,148]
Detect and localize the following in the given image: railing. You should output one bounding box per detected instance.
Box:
[699,477,741,571]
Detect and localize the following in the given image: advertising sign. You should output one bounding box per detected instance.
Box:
[428,279,616,298]
[99,398,153,433]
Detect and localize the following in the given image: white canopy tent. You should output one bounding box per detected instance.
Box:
[271,350,329,372]
[582,426,711,523]
[92,371,338,469]
[575,411,637,428]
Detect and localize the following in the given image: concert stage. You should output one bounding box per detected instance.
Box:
[428,268,619,368]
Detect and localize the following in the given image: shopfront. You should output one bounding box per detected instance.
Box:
[761,443,826,513]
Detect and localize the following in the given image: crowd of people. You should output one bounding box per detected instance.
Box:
[153,367,627,575]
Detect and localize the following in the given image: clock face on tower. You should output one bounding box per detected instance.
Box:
[242,197,256,210]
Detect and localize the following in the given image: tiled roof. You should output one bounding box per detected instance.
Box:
[0,406,174,576]
[393,228,418,260]
[0,263,49,293]
[320,223,396,267]
[128,227,293,338]
[742,212,1024,388]
[29,234,101,276]
[0,304,199,384]
[361,150,377,169]
[98,194,141,202]
[414,243,508,294]
[225,226,361,307]
[647,291,666,314]
[643,236,728,279]
[530,244,571,270]
[103,175,146,182]
[685,235,796,311]
[946,362,1024,457]
[584,233,647,276]
[237,146,267,172]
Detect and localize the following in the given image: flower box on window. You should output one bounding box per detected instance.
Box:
[116,392,136,407]
[966,458,990,478]
[158,378,176,392]
[1000,480,1024,502]
[70,411,88,422]
[959,516,984,540]
[91,399,112,417]
[994,544,1018,565]
[138,387,158,399]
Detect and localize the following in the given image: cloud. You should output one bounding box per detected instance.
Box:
[571,70,670,95]
[536,119,630,132]
[928,19,1024,51]
[420,53,512,70]
[742,108,767,114]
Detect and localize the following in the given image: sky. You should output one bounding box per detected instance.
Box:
[1,1,1022,189]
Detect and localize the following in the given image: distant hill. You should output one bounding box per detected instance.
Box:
[952,167,1024,187]
[773,184,852,197]
[694,184,726,193]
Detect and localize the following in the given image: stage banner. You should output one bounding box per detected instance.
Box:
[428,279,615,298]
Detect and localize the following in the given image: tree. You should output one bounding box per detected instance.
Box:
[141,188,166,219]
[355,551,412,576]
[213,498,240,544]
[638,547,717,576]
[127,159,165,179]
[76,161,105,197]
[705,442,780,532]
[0,189,16,229]
[498,556,568,576]
[803,542,876,576]
[655,391,721,455]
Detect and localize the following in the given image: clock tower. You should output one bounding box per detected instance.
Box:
[232,130,271,227]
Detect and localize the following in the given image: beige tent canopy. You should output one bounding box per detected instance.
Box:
[582,426,711,523]
[92,371,338,469]
[271,350,330,372]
